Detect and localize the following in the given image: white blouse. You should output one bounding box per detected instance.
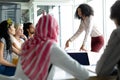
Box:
[10,35,24,57]
[70,16,102,46]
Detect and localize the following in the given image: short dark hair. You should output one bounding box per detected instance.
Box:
[75,3,94,19]
[110,0,120,25]
[23,22,32,38]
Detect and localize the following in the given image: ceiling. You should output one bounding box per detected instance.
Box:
[0,0,30,2]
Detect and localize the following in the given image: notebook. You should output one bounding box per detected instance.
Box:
[67,52,90,65]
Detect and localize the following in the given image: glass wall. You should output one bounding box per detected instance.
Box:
[105,0,116,42]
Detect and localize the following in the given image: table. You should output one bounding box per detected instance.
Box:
[54,76,117,80]
[88,76,117,80]
[53,51,116,80]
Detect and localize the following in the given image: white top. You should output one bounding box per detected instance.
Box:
[70,16,102,46]
[10,35,24,58]
[14,42,89,80]
[11,36,24,49]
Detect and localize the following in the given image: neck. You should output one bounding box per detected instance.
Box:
[82,16,86,20]
[29,34,33,38]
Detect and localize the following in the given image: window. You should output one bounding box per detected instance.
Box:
[0,3,21,23]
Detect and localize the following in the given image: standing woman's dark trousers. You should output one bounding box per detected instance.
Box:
[91,36,104,52]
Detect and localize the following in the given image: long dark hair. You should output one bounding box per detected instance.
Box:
[0,20,12,50]
[75,3,94,19]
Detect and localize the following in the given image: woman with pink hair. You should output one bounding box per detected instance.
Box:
[15,14,89,80]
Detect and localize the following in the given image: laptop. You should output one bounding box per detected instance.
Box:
[67,52,90,65]
[67,52,96,74]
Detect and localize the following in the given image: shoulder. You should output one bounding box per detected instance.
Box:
[50,42,60,50]
[85,15,94,23]
[89,15,94,21]
[111,27,120,38]
[112,27,120,34]
[50,42,66,54]
[86,15,94,19]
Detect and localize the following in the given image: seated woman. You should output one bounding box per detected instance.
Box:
[15,14,89,80]
[10,23,26,65]
[0,19,16,76]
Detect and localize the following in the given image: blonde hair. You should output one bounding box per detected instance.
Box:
[14,23,23,30]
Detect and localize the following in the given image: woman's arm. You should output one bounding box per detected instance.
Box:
[50,43,89,80]
[12,44,21,55]
[69,21,84,41]
[65,21,84,49]
[0,42,16,67]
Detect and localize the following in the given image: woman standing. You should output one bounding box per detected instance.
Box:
[65,3,104,52]
[0,19,16,76]
[10,23,26,65]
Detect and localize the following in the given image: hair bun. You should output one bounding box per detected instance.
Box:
[7,18,13,26]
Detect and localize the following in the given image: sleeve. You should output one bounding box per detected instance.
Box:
[83,16,94,46]
[50,42,89,80]
[96,29,120,76]
[69,21,84,41]
[0,38,6,44]
[0,38,4,43]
